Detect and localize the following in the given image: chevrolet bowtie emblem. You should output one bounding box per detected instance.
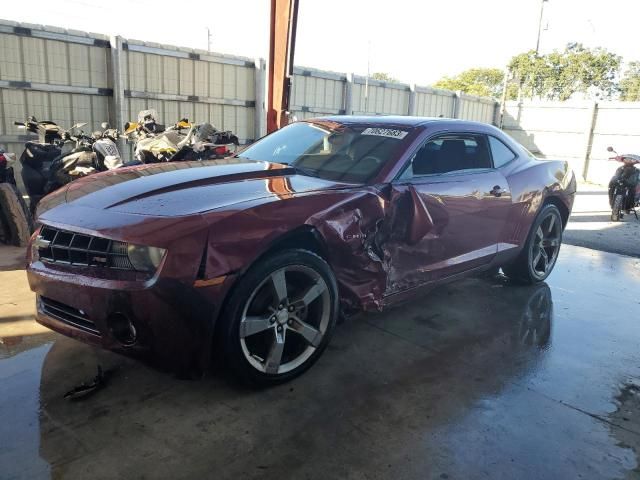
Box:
[34,236,51,249]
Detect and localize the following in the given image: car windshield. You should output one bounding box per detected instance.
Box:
[236,122,409,183]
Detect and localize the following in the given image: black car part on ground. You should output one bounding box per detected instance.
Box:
[0,150,32,246]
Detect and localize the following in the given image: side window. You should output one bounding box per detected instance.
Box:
[488,136,516,168]
[405,133,492,178]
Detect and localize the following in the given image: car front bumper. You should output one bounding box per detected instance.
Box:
[27,260,235,373]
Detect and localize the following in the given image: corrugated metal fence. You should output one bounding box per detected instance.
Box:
[502,101,640,184]
[0,19,262,166]
[289,68,498,123]
[0,19,498,173]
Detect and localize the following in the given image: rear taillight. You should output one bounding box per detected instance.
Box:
[213,146,228,156]
[0,154,6,169]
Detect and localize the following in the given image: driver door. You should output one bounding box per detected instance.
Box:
[384,133,512,294]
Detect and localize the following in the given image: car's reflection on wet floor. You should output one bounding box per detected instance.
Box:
[1,245,639,480]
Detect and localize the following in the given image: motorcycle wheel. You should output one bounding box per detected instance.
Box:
[0,183,32,246]
[611,194,623,222]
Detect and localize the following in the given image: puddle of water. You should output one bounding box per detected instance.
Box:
[0,343,52,479]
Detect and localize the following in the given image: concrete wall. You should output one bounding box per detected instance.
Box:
[503,101,640,184]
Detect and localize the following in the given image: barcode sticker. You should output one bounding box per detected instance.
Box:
[361,128,408,139]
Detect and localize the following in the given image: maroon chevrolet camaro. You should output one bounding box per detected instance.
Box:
[27,116,576,383]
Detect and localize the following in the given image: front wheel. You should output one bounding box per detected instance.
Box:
[611,194,623,221]
[218,249,338,385]
[503,204,563,284]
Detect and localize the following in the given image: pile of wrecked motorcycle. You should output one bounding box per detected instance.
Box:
[0,110,239,246]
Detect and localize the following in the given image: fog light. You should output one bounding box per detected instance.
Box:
[107,313,137,346]
[127,244,166,272]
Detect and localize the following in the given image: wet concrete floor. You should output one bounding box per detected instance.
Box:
[1,244,639,479]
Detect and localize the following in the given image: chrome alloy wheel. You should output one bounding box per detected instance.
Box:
[239,265,331,375]
[530,212,562,279]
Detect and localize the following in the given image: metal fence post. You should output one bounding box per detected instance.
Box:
[453,91,462,118]
[494,100,502,127]
[109,35,127,159]
[408,83,416,116]
[581,100,598,181]
[254,58,266,140]
[344,73,353,115]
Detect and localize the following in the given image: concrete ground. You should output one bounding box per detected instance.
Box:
[564,183,640,258]
[1,243,640,479]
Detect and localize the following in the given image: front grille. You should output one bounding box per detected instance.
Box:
[37,225,134,270]
[39,296,100,335]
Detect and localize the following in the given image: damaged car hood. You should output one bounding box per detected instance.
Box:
[38,158,350,217]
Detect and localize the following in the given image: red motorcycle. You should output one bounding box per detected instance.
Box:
[607,146,640,221]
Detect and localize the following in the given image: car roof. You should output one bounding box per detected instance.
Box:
[307,115,494,130]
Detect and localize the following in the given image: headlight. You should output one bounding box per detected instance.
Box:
[127,244,166,272]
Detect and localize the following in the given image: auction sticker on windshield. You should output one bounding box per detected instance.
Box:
[361,128,408,139]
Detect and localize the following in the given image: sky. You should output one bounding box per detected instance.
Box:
[2,0,638,85]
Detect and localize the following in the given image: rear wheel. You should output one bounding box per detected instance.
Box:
[503,204,563,284]
[611,194,623,221]
[218,249,338,385]
[0,183,32,246]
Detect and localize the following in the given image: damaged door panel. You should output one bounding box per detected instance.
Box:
[382,169,512,295]
[306,166,513,310]
[309,190,390,311]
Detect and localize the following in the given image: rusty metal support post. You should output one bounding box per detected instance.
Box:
[267,0,299,133]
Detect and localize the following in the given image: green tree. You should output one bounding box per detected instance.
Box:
[508,44,621,101]
[433,68,505,98]
[370,72,398,82]
[620,62,640,101]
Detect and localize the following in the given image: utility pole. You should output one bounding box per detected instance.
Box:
[499,70,509,128]
[533,0,548,101]
[535,0,548,56]
[207,27,212,52]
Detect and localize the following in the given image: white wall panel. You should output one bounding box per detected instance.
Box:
[46,40,69,85]
[194,60,209,97]
[210,63,224,98]
[179,58,194,96]
[69,43,90,87]
[89,46,109,88]
[49,93,72,127]
[162,56,179,94]
[1,90,25,137]
[22,37,47,83]
[146,54,162,93]
[0,33,22,81]
[128,51,145,91]
[25,91,50,121]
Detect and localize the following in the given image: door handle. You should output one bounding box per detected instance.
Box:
[490,185,503,197]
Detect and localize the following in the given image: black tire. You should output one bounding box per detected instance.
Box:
[503,204,563,285]
[611,194,623,221]
[218,249,338,386]
[0,183,32,246]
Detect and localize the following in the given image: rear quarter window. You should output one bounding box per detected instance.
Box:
[488,136,516,168]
